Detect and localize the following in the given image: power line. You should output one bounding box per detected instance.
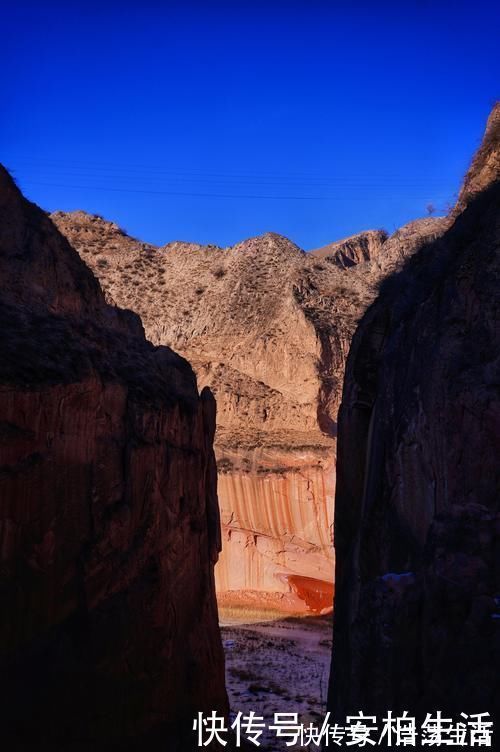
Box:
[21,179,449,202]
[8,157,455,187]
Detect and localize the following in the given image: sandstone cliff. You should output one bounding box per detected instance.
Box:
[0,167,227,750]
[310,218,447,277]
[52,210,449,615]
[310,229,388,268]
[329,105,500,726]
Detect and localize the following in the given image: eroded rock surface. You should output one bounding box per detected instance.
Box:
[52,209,448,614]
[310,229,388,268]
[329,105,500,728]
[0,167,227,750]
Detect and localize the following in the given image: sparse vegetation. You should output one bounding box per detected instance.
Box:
[212,265,226,279]
[217,457,234,473]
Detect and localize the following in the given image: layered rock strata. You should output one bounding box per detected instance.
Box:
[0,167,227,750]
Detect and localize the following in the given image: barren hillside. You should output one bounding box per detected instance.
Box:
[52,210,449,613]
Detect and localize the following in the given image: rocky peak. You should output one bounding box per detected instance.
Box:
[457,100,500,210]
[231,231,305,259]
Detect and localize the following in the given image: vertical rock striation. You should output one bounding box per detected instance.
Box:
[0,166,227,750]
[329,105,500,727]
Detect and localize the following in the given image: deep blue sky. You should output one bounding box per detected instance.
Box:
[2,1,499,249]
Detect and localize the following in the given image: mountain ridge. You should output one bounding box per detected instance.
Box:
[52,199,449,613]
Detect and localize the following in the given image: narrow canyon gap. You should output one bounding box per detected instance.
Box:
[52,212,447,617]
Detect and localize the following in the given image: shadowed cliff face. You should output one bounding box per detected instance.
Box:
[329,107,500,726]
[0,167,227,751]
[52,210,449,615]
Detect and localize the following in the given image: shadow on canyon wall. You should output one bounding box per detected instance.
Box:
[0,165,227,751]
[0,101,498,752]
[328,104,500,734]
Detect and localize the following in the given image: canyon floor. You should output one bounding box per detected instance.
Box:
[219,609,332,751]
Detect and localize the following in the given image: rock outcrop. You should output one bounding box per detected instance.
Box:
[329,105,500,728]
[310,219,447,276]
[310,229,388,269]
[52,211,449,614]
[0,167,227,750]
[456,102,500,212]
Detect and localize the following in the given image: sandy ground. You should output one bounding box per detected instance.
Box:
[219,609,332,751]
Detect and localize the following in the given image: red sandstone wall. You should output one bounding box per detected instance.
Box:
[215,447,335,613]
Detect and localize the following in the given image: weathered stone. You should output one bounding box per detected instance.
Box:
[0,166,227,750]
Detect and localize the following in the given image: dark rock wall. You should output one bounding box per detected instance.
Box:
[329,175,500,725]
[0,166,227,750]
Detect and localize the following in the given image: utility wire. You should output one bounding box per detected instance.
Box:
[21,179,449,202]
[8,157,454,187]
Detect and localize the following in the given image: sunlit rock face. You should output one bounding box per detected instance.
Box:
[0,166,227,751]
[310,229,388,268]
[53,208,449,614]
[215,444,335,613]
[456,102,500,212]
[328,105,500,727]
